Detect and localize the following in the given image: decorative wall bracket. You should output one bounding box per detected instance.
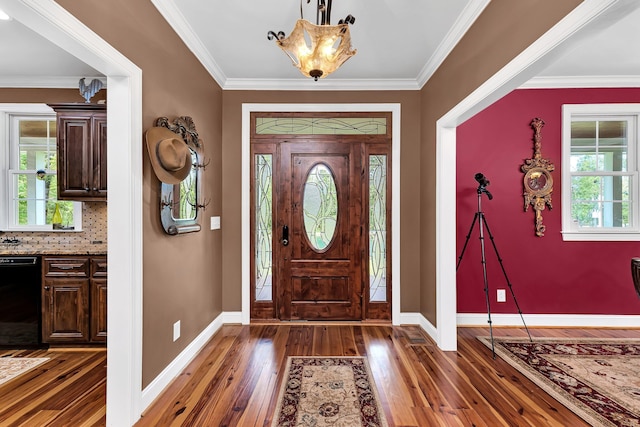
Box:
[521,118,554,237]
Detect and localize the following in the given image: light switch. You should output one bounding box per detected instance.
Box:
[210,216,221,230]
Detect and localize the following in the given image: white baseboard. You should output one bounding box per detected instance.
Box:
[457,313,640,328]
[140,312,225,410]
[222,311,242,324]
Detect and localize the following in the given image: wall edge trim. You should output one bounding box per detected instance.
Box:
[457,313,640,328]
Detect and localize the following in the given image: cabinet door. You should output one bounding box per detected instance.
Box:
[92,114,108,196]
[90,278,107,342]
[57,114,93,199]
[42,279,90,343]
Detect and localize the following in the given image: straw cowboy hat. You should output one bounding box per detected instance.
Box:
[145,127,192,184]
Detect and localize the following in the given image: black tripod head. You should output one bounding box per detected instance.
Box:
[474,172,493,200]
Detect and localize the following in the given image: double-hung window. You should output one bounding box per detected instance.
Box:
[562,104,639,241]
[0,104,82,231]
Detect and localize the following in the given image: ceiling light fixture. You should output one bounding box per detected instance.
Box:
[268,0,356,81]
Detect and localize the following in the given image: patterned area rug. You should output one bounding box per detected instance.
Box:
[0,357,49,386]
[272,356,388,427]
[478,336,640,427]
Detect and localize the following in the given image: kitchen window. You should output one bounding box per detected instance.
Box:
[562,104,639,241]
[0,105,82,231]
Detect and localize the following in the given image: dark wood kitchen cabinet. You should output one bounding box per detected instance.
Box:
[42,256,107,344]
[48,103,107,201]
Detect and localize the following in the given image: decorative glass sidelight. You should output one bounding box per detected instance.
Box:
[255,154,273,301]
[303,164,338,251]
[369,155,387,302]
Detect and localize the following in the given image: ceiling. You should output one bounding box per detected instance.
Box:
[1,0,640,91]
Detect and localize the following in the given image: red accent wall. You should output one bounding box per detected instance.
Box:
[456,88,640,315]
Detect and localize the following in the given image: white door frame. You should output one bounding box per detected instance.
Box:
[435,0,623,351]
[242,104,402,324]
[0,1,144,426]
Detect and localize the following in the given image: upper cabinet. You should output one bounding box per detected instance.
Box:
[48,103,107,201]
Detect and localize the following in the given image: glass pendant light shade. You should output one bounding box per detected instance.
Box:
[276,19,356,80]
[268,1,356,81]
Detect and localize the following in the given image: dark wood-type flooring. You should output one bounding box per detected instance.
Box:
[1,325,639,426]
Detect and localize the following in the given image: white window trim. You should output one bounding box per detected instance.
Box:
[562,103,640,241]
[0,103,82,232]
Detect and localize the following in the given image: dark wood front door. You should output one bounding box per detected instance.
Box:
[278,142,363,320]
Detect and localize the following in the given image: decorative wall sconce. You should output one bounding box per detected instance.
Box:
[521,118,554,237]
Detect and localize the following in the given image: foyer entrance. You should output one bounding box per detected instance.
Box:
[250,112,392,321]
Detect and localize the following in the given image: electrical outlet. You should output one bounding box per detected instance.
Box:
[497,289,506,302]
[173,320,181,342]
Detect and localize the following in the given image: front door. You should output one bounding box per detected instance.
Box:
[250,112,392,321]
[279,142,363,320]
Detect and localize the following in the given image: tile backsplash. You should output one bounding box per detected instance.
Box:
[0,202,107,254]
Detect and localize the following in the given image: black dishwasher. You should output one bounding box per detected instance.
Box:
[0,256,42,347]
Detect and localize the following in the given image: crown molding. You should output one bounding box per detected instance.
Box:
[0,75,106,88]
[416,0,490,89]
[223,78,420,91]
[521,75,640,89]
[150,0,227,88]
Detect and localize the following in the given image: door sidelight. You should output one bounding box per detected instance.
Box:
[282,225,289,246]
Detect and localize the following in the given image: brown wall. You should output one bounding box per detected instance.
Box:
[221,91,422,312]
[0,88,104,103]
[419,0,583,325]
[57,0,223,387]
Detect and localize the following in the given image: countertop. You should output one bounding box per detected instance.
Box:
[0,247,107,256]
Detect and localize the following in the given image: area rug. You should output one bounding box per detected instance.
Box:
[478,336,640,427]
[272,356,388,427]
[0,357,49,386]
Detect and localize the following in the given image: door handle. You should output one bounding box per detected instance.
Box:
[282,225,289,246]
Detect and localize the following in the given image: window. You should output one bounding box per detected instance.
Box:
[0,105,82,231]
[562,104,639,241]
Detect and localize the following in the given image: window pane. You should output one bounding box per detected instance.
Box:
[255,154,273,301]
[369,155,387,302]
[303,164,338,251]
[256,117,387,135]
[14,173,74,226]
[571,120,628,172]
[18,119,57,171]
[570,175,631,228]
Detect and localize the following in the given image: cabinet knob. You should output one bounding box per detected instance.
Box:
[84,188,90,191]
[44,286,50,291]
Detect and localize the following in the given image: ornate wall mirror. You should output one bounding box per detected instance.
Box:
[156,116,207,235]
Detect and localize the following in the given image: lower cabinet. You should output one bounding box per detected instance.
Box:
[42,256,107,344]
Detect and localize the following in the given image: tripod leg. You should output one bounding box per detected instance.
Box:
[482,216,533,343]
[457,213,479,271]
[478,213,495,358]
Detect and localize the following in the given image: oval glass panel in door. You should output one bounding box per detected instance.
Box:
[303,163,338,251]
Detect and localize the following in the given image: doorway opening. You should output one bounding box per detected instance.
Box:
[250,112,392,321]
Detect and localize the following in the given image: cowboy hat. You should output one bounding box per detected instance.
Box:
[145,127,192,184]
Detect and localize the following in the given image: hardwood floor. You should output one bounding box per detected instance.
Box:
[1,325,638,426]
[0,347,106,426]
[136,324,640,427]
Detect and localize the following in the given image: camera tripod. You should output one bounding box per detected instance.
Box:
[457,174,531,358]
